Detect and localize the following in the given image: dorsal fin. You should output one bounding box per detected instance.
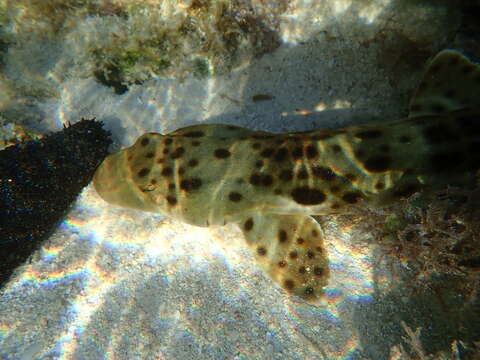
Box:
[237,213,329,303]
[409,50,480,117]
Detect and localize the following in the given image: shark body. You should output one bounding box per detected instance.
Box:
[93,50,480,302]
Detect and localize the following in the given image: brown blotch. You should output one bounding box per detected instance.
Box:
[289,251,298,259]
[138,168,150,177]
[145,152,155,158]
[262,174,274,186]
[355,129,382,139]
[150,179,157,185]
[141,137,150,146]
[252,142,261,150]
[375,182,385,190]
[278,230,288,243]
[298,266,306,274]
[250,173,261,186]
[161,167,173,177]
[164,138,173,145]
[297,237,305,245]
[331,144,342,153]
[291,187,326,205]
[274,189,282,195]
[156,157,165,163]
[183,131,205,137]
[168,183,175,190]
[331,203,340,210]
[314,266,324,276]
[313,166,336,181]
[250,173,273,186]
[342,192,362,204]
[178,167,185,175]
[307,250,315,259]
[166,195,177,206]
[127,155,133,161]
[292,146,303,159]
[260,148,274,158]
[279,169,293,181]
[297,168,309,180]
[274,147,288,161]
[284,279,295,290]
[257,247,267,256]
[229,192,243,202]
[278,260,287,268]
[364,155,391,172]
[214,148,231,158]
[163,148,169,154]
[171,147,185,159]
[244,218,254,231]
[312,230,319,237]
[180,178,202,191]
[188,159,199,167]
[305,145,318,159]
[449,56,460,66]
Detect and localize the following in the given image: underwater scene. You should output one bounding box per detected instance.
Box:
[0,0,479,359]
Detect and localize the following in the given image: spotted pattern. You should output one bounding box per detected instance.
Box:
[244,218,254,231]
[291,187,326,205]
[229,192,243,202]
[214,148,231,158]
[93,49,480,304]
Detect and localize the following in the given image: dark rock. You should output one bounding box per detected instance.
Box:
[0,118,111,287]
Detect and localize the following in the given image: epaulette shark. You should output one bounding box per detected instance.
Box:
[93,50,480,303]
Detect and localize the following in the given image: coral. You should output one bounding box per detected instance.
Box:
[339,175,480,304]
[389,321,480,360]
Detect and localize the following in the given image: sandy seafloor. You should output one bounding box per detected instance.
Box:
[0,1,475,359]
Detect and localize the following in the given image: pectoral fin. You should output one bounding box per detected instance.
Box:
[237,213,329,302]
[409,50,480,117]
